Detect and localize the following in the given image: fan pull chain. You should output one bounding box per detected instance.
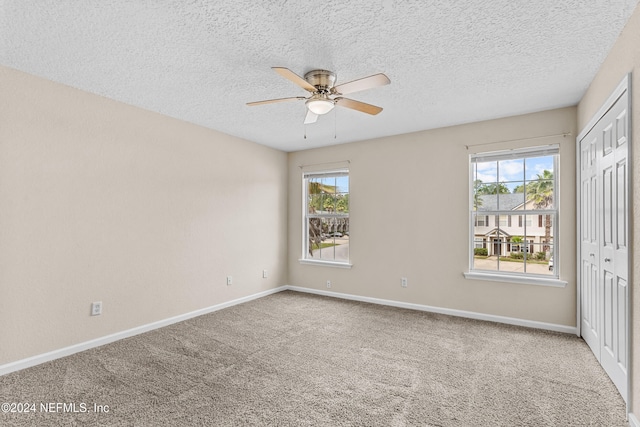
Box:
[334,108,337,139]
[304,125,307,139]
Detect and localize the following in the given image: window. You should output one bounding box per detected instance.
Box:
[474,215,488,227]
[521,215,532,227]
[468,145,559,283]
[474,238,486,248]
[302,169,350,266]
[498,215,511,227]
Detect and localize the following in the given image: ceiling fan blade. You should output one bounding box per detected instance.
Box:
[335,97,383,115]
[272,67,317,92]
[332,73,390,95]
[304,109,318,124]
[247,96,306,106]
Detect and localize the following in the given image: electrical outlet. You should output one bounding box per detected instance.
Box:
[401,277,408,288]
[326,280,332,289]
[227,276,233,286]
[263,270,268,278]
[91,301,102,316]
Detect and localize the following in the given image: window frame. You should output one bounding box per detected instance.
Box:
[299,169,352,268]
[464,145,566,287]
[474,215,488,227]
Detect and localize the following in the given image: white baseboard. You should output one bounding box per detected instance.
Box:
[629,412,639,427]
[0,286,288,377]
[285,286,577,334]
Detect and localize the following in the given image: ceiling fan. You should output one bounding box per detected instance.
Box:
[247,67,390,124]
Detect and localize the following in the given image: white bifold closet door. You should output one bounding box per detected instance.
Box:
[578,81,629,402]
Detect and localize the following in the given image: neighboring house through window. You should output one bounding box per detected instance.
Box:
[302,169,350,266]
[468,145,559,281]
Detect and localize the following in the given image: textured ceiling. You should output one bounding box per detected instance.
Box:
[1,1,638,152]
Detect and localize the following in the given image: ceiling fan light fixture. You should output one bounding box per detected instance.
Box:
[306,97,335,115]
[248,67,389,123]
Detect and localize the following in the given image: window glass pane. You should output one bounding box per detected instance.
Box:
[472,212,489,228]
[498,158,525,193]
[524,156,554,210]
[473,162,499,211]
[475,160,497,182]
[526,180,554,210]
[308,193,322,214]
[336,193,349,213]
[476,187,526,211]
[520,237,535,255]
[499,255,523,273]
[505,181,526,195]
[498,232,521,274]
[314,193,324,213]
[307,218,324,259]
[497,191,525,212]
[525,156,554,181]
[546,245,555,275]
[335,176,349,194]
[323,194,336,213]
[500,243,529,274]
[522,243,554,276]
[473,249,496,271]
[474,187,493,212]
[306,218,349,262]
[475,182,499,195]
[489,230,506,258]
[527,216,554,248]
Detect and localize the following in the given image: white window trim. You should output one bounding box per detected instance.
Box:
[300,169,351,267]
[467,145,561,286]
[463,271,567,287]
[298,259,353,268]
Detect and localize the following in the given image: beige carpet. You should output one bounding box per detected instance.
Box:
[0,290,627,426]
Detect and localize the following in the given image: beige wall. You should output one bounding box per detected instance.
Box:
[288,107,577,326]
[577,4,640,416]
[0,66,288,365]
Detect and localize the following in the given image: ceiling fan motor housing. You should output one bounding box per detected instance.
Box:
[304,70,336,92]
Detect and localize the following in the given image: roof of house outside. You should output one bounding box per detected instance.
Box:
[477,194,526,211]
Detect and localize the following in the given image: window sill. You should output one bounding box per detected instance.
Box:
[463,271,567,288]
[299,259,352,269]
